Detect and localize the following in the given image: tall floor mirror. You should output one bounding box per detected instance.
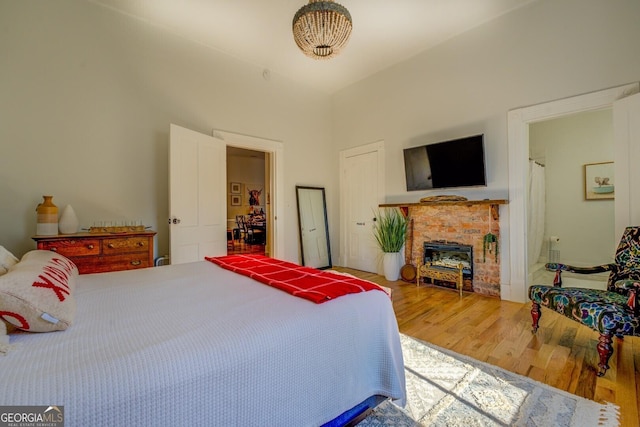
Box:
[296,186,332,269]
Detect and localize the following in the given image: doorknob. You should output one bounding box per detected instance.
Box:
[168,217,181,224]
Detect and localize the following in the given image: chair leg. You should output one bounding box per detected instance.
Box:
[531,302,541,333]
[596,332,614,377]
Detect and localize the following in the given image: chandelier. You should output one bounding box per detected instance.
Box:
[292,0,352,60]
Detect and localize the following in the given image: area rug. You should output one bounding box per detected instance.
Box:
[360,334,620,427]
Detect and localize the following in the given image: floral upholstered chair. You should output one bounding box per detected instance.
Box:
[528,226,640,376]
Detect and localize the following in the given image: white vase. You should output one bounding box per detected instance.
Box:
[383,252,401,281]
[58,205,79,234]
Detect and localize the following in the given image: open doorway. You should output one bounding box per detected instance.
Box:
[506,82,639,303]
[226,147,268,256]
[213,129,284,260]
[527,109,615,291]
[168,125,283,264]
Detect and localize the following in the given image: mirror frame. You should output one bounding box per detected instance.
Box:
[295,186,332,269]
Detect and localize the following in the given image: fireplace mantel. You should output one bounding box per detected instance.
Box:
[379,199,507,207]
[380,199,507,221]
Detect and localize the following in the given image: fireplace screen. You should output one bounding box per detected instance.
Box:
[423,242,473,281]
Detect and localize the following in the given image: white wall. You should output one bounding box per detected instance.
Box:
[530,109,616,266]
[331,0,640,279]
[2,0,639,272]
[0,0,335,263]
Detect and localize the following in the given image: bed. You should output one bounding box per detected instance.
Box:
[0,253,406,426]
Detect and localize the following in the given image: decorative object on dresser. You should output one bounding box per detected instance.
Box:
[35,195,58,236]
[58,204,80,234]
[32,231,156,274]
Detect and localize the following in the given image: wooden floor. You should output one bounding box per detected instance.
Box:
[227,240,265,255]
[334,267,640,427]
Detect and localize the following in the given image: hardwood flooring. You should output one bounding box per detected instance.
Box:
[333,267,640,427]
[226,240,265,256]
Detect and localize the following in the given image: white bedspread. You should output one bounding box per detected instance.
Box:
[1,261,405,426]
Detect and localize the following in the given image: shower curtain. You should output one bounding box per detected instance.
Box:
[528,160,546,267]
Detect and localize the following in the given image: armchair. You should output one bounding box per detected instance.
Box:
[528,226,640,376]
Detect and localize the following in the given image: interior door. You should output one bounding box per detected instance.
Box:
[169,124,227,264]
[341,142,385,273]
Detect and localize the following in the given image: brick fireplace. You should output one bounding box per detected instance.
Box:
[382,199,506,297]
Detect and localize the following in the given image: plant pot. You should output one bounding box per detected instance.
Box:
[383,252,402,281]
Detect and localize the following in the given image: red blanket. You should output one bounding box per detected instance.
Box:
[205,254,386,304]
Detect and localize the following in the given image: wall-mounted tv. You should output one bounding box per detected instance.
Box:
[403,134,486,191]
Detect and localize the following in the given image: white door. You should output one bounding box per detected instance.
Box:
[340,142,385,273]
[169,124,227,264]
[613,91,640,241]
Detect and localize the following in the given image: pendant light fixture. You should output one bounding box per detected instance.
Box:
[292,0,352,60]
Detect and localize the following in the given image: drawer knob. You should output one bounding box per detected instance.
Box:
[137,242,144,247]
[87,244,94,250]
[108,243,114,249]
[131,260,141,266]
[50,247,57,252]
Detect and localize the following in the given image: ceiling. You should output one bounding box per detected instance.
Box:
[90,0,536,94]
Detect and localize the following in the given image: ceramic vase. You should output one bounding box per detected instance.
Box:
[383,252,401,281]
[36,195,58,236]
[58,205,80,234]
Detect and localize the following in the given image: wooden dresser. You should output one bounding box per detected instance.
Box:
[33,231,156,274]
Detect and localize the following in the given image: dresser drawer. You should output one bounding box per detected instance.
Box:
[39,239,101,257]
[88,255,151,273]
[102,236,150,254]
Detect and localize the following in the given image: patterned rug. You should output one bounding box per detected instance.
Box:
[360,334,620,427]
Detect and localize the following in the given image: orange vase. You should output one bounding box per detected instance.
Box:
[36,195,58,236]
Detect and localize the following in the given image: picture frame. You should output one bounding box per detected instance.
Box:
[230,182,241,194]
[231,195,241,206]
[247,184,263,206]
[584,161,614,200]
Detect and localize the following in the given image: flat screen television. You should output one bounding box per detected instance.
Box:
[403,134,486,191]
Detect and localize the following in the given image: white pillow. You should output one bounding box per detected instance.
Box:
[0,246,19,276]
[0,250,78,332]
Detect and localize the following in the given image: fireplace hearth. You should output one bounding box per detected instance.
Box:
[423,241,474,292]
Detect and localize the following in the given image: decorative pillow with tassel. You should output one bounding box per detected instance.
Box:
[0,250,78,332]
[0,319,16,355]
[0,246,19,276]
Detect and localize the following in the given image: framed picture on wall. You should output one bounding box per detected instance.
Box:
[231,195,241,206]
[247,184,263,206]
[584,161,614,200]
[230,182,241,194]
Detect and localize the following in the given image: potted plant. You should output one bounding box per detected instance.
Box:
[373,208,409,281]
